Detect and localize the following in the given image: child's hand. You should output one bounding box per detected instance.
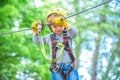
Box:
[31,20,41,34]
[53,17,68,27]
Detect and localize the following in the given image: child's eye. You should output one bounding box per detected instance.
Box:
[54,26,57,28]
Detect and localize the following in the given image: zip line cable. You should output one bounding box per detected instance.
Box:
[0,28,31,35]
[0,0,112,36]
[65,0,112,19]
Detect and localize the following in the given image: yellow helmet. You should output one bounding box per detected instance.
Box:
[47,9,66,18]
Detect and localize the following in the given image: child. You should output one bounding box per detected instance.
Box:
[32,9,79,80]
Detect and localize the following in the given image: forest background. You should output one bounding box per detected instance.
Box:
[0,0,120,80]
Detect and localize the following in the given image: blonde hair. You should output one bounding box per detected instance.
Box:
[47,13,64,23]
[47,9,66,24]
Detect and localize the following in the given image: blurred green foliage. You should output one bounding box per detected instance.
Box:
[0,0,120,80]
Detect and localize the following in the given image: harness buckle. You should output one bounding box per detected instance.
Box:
[53,65,60,72]
[56,43,64,48]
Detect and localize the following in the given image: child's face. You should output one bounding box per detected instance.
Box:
[50,24,65,35]
[47,13,65,35]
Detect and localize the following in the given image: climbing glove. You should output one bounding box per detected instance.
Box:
[31,20,41,33]
[53,17,68,27]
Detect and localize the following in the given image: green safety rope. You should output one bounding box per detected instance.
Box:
[40,36,65,63]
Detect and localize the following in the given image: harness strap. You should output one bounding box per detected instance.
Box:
[51,34,58,66]
[40,36,64,63]
[63,30,75,63]
[50,30,75,80]
[51,39,58,59]
[57,64,74,80]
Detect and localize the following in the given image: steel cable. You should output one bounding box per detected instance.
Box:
[0,0,112,36]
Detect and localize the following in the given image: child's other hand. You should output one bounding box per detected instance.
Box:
[31,20,41,34]
[53,17,68,27]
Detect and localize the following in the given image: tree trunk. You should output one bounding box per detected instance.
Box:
[102,40,120,80]
[91,37,100,80]
[73,0,80,68]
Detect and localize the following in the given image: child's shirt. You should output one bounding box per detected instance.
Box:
[32,27,78,64]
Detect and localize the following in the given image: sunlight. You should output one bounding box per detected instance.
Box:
[12,20,19,31]
[79,49,93,79]
[34,0,44,8]
[78,68,91,80]
[109,0,120,12]
[21,57,31,65]
[50,0,59,3]
[102,57,107,72]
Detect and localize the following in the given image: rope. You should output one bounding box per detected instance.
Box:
[65,0,112,19]
[0,0,112,36]
[0,28,31,35]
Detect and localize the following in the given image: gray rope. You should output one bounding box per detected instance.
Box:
[0,0,112,36]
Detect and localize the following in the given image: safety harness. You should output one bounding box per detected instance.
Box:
[50,29,75,80]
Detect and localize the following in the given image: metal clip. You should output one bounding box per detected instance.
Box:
[53,65,60,72]
[37,21,44,33]
[56,43,64,48]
